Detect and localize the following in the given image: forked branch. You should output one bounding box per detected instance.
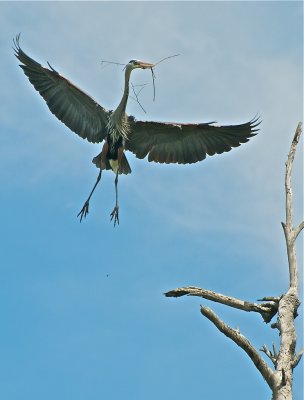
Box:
[260,343,278,367]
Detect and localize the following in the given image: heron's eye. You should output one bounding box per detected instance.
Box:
[129,59,138,65]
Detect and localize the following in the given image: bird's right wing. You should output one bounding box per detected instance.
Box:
[14,35,109,143]
[126,117,260,164]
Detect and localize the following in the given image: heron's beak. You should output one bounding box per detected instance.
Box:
[138,61,155,69]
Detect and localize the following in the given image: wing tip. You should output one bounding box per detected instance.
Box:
[249,114,261,134]
[12,32,21,56]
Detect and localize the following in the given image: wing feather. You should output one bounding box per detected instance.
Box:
[14,35,109,143]
[126,118,260,164]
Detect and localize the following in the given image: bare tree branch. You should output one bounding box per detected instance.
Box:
[285,123,302,226]
[272,342,278,359]
[260,344,277,366]
[200,306,275,390]
[258,296,281,303]
[283,121,302,289]
[294,221,304,241]
[292,349,304,369]
[164,286,278,322]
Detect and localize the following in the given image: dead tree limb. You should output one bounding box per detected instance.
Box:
[271,122,303,399]
[164,286,278,322]
[292,349,303,369]
[200,306,275,390]
[260,343,278,367]
[165,123,303,400]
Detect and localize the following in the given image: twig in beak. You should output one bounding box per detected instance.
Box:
[154,53,180,67]
[131,83,147,113]
[151,68,156,102]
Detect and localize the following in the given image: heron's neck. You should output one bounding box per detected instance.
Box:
[112,67,132,120]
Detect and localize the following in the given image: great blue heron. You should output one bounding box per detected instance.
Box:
[14,35,259,225]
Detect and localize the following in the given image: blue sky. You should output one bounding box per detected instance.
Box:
[0,1,303,399]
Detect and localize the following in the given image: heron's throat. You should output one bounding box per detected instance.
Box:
[108,67,132,143]
[112,67,132,122]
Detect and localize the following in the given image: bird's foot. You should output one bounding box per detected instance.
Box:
[77,200,90,222]
[110,206,119,227]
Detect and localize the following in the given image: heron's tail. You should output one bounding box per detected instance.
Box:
[92,152,132,175]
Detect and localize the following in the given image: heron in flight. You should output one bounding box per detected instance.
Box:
[14,35,259,225]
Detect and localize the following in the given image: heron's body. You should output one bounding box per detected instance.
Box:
[13,34,260,225]
[93,134,130,175]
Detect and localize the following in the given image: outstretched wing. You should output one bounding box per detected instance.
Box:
[13,34,109,143]
[126,117,260,164]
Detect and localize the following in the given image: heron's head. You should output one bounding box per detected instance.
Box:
[127,59,155,70]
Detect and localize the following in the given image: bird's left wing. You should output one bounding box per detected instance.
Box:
[14,35,109,143]
[126,117,260,164]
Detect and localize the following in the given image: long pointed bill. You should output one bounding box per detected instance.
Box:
[137,61,155,69]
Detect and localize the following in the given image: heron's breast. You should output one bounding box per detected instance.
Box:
[106,135,123,159]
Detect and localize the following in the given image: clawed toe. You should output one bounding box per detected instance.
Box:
[77,200,90,222]
[110,206,119,226]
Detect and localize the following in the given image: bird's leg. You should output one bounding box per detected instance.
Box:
[77,141,108,222]
[77,169,102,222]
[110,147,123,227]
[110,171,119,226]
